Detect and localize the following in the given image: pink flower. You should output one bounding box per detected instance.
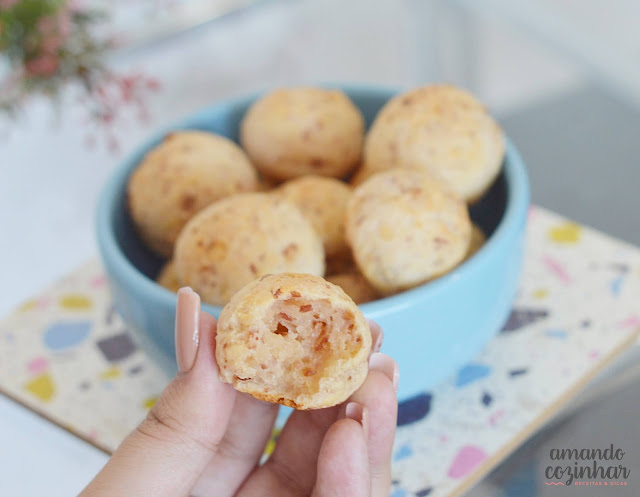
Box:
[25,54,60,76]
[0,0,18,9]
[146,78,161,90]
[67,0,85,13]
[56,10,72,38]
[37,10,71,37]
[41,35,64,53]
[37,16,58,34]
[37,10,72,54]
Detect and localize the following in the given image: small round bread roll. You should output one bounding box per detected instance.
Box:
[277,176,352,258]
[156,260,182,292]
[326,272,379,304]
[346,170,471,294]
[466,224,486,259]
[128,131,259,257]
[240,88,364,180]
[216,273,371,409]
[363,85,505,202]
[175,193,324,306]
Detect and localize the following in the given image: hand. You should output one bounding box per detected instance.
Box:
[80,287,398,497]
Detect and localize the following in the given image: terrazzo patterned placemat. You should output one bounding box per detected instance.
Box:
[1,206,639,497]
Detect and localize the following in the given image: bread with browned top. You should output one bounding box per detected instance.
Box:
[346,169,471,294]
[175,193,324,306]
[241,88,364,180]
[362,84,505,202]
[128,131,258,257]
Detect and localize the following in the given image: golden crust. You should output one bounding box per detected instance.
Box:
[240,88,364,180]
[243,390,302,409]
[346,169,471,294]
[155,259,182,293]
[326,272,380,304]
[465,223,486,259]
[276,176,352,258]
[128,131,259,257]
[348,163,372,187]
[363,84,505,203]
[174,193,324,306]
[216,273,371,409]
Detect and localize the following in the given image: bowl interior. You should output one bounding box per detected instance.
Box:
[110,89,508,296]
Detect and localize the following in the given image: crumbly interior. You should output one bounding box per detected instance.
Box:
[231,298,361,406]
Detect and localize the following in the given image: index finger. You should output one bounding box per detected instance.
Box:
[80,294,236,497]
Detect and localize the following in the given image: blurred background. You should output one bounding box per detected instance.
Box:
[3,0,640,317]
[1,1,639,495]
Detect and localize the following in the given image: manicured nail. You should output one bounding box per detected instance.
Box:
[369,353,399,393]
[175,287,200,373]
[345,402,368,437]
[367,319,384,352]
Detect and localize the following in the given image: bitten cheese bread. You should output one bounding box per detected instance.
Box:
[216,273,372,409]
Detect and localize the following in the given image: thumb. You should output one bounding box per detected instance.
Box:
[80,287,236,497]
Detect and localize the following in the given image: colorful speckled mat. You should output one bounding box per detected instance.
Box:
[0,206,639,497]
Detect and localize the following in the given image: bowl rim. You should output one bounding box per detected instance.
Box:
[96,85,530,317]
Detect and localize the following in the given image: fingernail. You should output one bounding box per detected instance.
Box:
[345,401,368,437]
[175,287,200,373]
[369,353,399,393]
[367,319,384,352]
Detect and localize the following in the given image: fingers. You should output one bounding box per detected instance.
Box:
[348,352,398,497]
[80,288,236,497]
[311,350,397,497]
[367,319,384,355]
[238,406,340,497]
[194,321,385,497]
[237,318,384,496]
[311,407,370,497]
[191,392,279,496]
[239,320,392,497]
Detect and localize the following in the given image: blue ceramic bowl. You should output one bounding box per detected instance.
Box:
[96,85,530,402]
